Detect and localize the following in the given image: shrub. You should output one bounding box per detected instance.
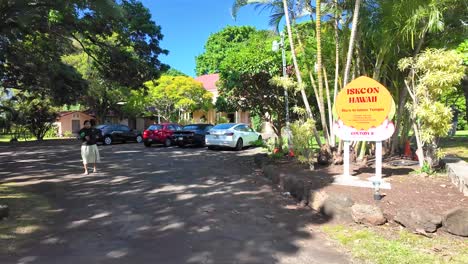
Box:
[45,125,58,138]
[63,130,73,138]
[216,115,229,124]
[290,119,316,166]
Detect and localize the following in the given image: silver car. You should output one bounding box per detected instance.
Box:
[205,123,262,150]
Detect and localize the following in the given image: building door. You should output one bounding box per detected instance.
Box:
[72,120,80,133]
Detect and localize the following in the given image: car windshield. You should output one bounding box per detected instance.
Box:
[183,125,202,131]
[147,125,162,130]
[212,123,236,130]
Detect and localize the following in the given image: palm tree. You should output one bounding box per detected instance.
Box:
[232,0,323,146]
[342,0,361,87]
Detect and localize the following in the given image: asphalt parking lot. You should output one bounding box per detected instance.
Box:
[0,142,348,264]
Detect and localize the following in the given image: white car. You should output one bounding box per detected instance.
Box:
[205,123,262,150]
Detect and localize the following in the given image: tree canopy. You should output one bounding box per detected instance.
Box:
[195,26,256,76]
[143,76,213,122]
[1,0,168,105]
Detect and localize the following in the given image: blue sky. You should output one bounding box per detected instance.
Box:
[141,0,275,77]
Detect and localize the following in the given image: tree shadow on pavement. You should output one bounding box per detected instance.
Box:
[0,143,348,264]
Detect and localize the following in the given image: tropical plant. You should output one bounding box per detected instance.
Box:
[398,48,465,168]
[144,76,213,122]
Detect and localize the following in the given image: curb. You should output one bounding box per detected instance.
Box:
[442,157,468,196]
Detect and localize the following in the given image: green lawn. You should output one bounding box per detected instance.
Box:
[323,225,468,264]
[0,184,51,254]
[0,134,66,143]
[439,130,468,162]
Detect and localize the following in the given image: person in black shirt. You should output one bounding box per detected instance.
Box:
[78,120,101,175]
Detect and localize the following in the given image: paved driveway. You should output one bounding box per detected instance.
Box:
[0,142,349,264]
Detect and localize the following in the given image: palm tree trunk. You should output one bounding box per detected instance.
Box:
[315,0,330,147]
[343,0,361,86]
[323,67,334,147]
[282,0,322,146]
[331,0,340,145]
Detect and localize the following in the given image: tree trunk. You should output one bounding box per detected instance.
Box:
[282,0,322,146]
[323,67,334,147]
[343,0,361,86]
[391,33,426,155]
[462,76,468,122]
[331,0,340,145]
[315,0,329,146]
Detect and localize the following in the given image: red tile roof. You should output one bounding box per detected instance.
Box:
[195,73,219,92]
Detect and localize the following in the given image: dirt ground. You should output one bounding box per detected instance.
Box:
[270,156,468,223]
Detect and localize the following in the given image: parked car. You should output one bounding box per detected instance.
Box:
[174,124,214,147]
[205,123,262,150]
[142,123,182,147]
[95,124,143,145]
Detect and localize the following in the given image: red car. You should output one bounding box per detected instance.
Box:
[142,123,182,147]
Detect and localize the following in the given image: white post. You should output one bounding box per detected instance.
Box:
[375,141,382,183]
[343,141,350,177]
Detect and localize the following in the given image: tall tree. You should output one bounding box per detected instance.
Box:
[144,76,213,122]
[218,30,296,148]
[232,0,323,146]
[1,0,168,102]
[195,26,256,75]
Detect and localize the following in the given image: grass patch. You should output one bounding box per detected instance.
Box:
[0,134,67,143]
[0,184,52,254]
[323,225,468,264]
[439,130,468,162]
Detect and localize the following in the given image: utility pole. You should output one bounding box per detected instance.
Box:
[273,32,293,156]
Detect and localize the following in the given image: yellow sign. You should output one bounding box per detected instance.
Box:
[335,76,393,130]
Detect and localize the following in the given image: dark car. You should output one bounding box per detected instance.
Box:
[142,123,182,147]
[95,124,143,145]
[174,124,214,147]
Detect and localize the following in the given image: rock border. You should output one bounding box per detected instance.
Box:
[255,154,468,237]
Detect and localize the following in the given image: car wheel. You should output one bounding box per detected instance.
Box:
[144,141,152,147]
[104,136,112,145]
[235,138,243,151]
[136,135,143,143]
[164,138,171,147]
[208,146,216,150]
[258,135,262,141]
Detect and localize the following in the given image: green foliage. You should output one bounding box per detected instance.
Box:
[250,139,265,148]
[45,125,59,138]
[214,96,237,113]
[63,131,73,138]
[290,119,316,166]
[250,114,263,132]
[144,76,213,122]
[11,95,59,140]
[216,28,295,140]
[215,115,230,124]
[1,0,168,104]
[456,39,468,65]
[195,26,256,75]
[163,68,189,77]
[399,49,465,143]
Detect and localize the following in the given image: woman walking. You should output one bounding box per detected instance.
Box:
[79,120,101,174]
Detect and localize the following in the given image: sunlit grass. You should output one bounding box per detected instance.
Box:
[0,184,51,254]
[323,225,468,264]
[0,134,68,143]
[439,130,468,162]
